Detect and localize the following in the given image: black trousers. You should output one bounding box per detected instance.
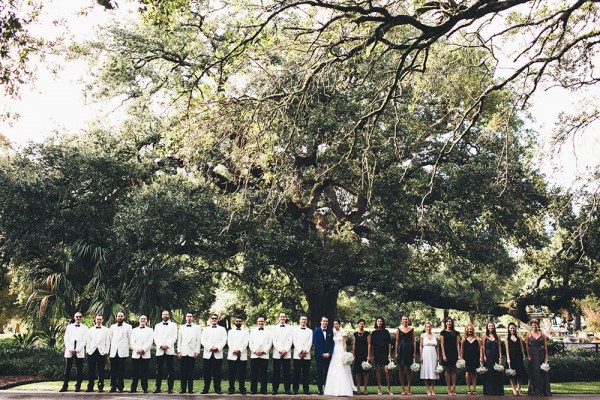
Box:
[87,350,106,391]
[228,359,247,392]
[110,354,127,391]
[156,354,175,391]
[180,356,196,393]
[250,358,268,394]
[315,356,331,393]
[203,354,223,392]
[293,358,311,394]
[131,357,149,392]
[272,357,291,392]
[62,356,84,389]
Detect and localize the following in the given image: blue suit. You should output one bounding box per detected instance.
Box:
[313,326,334,393]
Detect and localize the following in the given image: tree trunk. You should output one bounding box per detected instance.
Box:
[306,290,339,329]
[574,314,581,331]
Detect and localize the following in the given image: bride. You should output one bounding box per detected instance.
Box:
[324,319,356,396]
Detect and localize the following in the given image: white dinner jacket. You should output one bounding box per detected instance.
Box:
[178,323,202,357]
[271,324,293,359]
[292,326,313,360]
[109,322,132,358]
[87,325,110,356]
[154,320,178,356]
[249,327,272,359]
[201,324,228,359]
[227,327,250,361]
[64,323,88,358]
[130,325,154,359]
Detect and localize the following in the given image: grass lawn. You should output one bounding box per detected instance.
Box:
[7,380,600,394]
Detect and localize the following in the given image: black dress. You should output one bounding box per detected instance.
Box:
[507,337,527,381]
[371,329,391,366]
[396,328,414,368]
[527,334,551,396]
[483,337,504,396]
[462,338,480,373]
[353,331,370,375]
[440,330,459,367]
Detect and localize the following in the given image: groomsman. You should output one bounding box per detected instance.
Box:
[178,312,201,394]
[314,316,334,395]
[201,313,227,394]
[153,310,178,393]
[86,314,110,392]
[109,311,132,393]
[226,316,249,395]
[130,315,153,393]
[272,312,293,395]
[249,316,272,395]
[292,315,312,395]
[59,312,87,392]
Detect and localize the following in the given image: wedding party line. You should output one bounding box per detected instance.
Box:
[59,311,551,397]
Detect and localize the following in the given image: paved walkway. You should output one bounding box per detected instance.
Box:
[1,392,598,399]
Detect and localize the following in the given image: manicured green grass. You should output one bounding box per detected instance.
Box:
[8,380,600,394]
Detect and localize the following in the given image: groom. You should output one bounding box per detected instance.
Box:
[313,316,334,395]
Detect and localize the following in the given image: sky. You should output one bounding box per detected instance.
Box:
[1,0,599,191]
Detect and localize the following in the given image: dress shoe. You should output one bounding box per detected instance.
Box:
[180,390,187,394]
[304,392,311,395]
[130,389,138,393]
[272,391,279,395]
[250,391,257,395]
[293,392,299,395]
[74,387,81,392]
[143,390,149,393]
[216,390,223,394]
[109,388,117,393]
[85,388,94,393]
[168,389,174,394]
[285,391,292,395]
[189,391,195,394]
[201,389,210,394]
[240,389,247,395]
[228,389,235,394]
[153,389,162,393]
[58,387,67,393]
[317,391,324,395]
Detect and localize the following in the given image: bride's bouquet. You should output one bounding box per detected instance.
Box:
[361,361,372,371]
[540,362,551,372]
[505,368,517,377]
[409,362,421,373]
[455,359,466,369]
[476,363,488,375]
[435,364,444,374]
[342,352,354,366]
[493,363,505,373]
[386,361,397,371]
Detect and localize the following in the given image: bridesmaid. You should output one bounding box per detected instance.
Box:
[526,320,551,396]
[460,323,481,396]
[440,317,460,396]
[504,322,526,396]
[353,319,371,395]
[395,315,416,395]
[481,321,504,396]
[371,317,392,395]
[419,321,440,396]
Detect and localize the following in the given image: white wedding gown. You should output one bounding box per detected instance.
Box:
[324,328,355,396]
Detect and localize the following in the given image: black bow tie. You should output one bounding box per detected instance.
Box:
[118,322,123,326]
[301,327,306,330]
[236,328,241,330]
[140,326,145,329]
[75,325,80,327]
[280,325,285,327]
[212,325,217,328]
[163,322,168,325]
[258,328,264,331]
[187,324,191,327]
[96,326,101,329]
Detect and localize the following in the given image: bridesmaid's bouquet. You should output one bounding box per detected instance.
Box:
[455,359,466,369]
[361,361,372,371]
[476,363,488,374]
[435,364,444,374]
[409,362,421,373]
[386,361,397,371]
[505,368,517,376]
[493,363,505,372]
[342,352,355,366]
[540,362,551,372]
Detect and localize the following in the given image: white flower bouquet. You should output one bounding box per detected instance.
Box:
[493,363,505,372]
[540,362,550,372]
[361,361,372,371]
[342,352,355,366]
[476,363,488,374]
[410,362,421,373]
[435,364,444,374]
[455,359,466,369]
[386,361,397,371]
[505,368,517,376]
